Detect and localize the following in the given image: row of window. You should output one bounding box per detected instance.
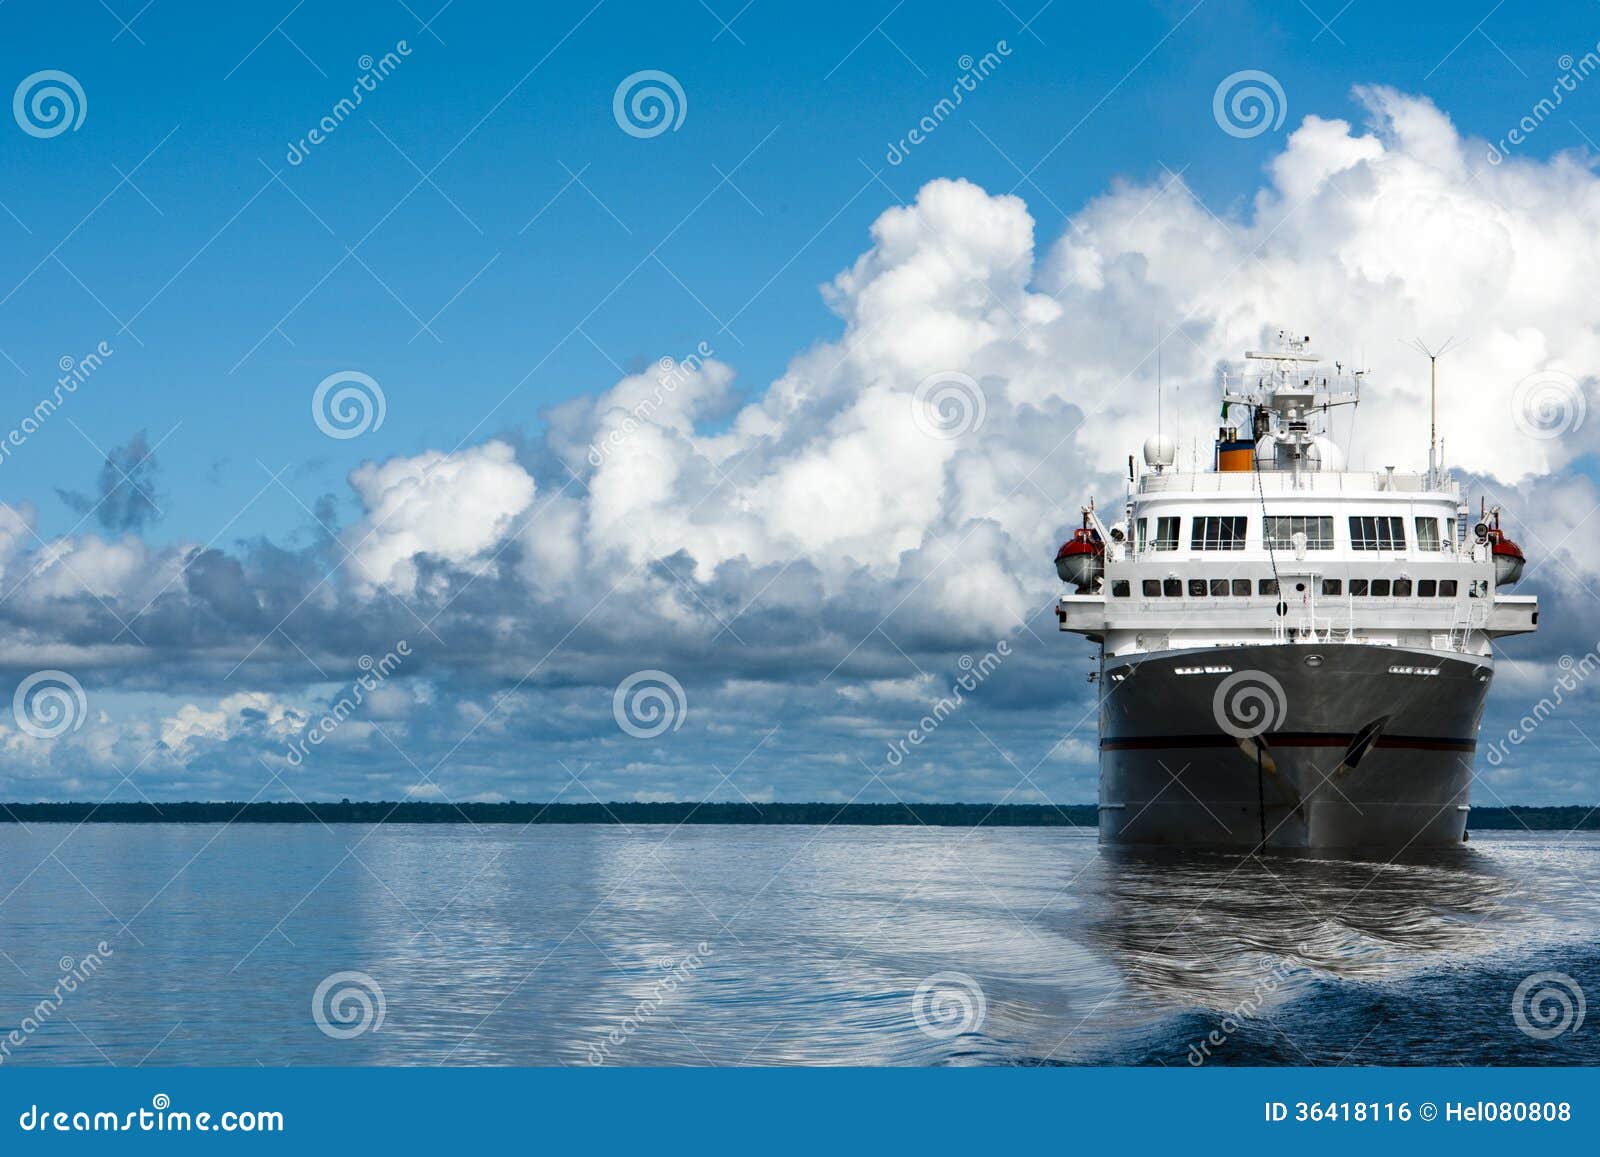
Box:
[1112,577,1462,598]
[1134,515,1446,552]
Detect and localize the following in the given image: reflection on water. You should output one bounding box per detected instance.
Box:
[1079,844,1523,1007]
[0,825,1594,1066]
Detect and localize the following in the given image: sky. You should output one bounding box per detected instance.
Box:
[2,0,1600,805]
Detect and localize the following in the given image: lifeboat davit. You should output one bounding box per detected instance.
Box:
[1055,512,1104,592]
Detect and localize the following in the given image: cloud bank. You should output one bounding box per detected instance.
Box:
[2,86,1597,805]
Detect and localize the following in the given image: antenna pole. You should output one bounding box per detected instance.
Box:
[1407,336,1459,487]
[1429,352,1437,478]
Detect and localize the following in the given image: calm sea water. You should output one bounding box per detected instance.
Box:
[0,824,1596,1066]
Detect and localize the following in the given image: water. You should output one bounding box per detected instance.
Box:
[0,824,1596,1066]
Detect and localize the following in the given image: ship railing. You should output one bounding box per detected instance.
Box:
[1273,613,1352,645]
[1137,470,1459,497]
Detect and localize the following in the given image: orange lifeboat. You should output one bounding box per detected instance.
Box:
[1478,505,1526,587]
[1055,511,1104,592]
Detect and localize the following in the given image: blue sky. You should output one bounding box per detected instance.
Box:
[3,0,1600,805]
[3,0,1588,543]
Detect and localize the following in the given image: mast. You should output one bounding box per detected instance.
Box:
[1408,337,1459,486]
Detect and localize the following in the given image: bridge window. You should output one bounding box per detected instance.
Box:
[1152,517,1180,551]
[1188,579,1207,597]
[1209,579,1229,596]
[1393,578,1413,596]
[1350,579,1369,596]
[1191,516,1247,550]
[1258,578,1278,596]
[1370,579,1391,596]
[1438,579,1458,597]
[1417,579,1437,597]
[1231,578,1251,596]
[1111,579,1130,597]
[1163,578,1182,597]
[1349,515,1406,551]
[1264,515,1334,550]
[1142,579,1161,597]
[1415,517,1442,551]
[1322,578,1341,595]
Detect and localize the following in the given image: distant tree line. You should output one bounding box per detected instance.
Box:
[0,801,1593,828]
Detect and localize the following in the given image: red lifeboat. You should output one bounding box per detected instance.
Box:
[1478,505,1526,587]
[1055,511,1104,592]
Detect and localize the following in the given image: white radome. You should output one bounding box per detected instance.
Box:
[1142,434,1178,469]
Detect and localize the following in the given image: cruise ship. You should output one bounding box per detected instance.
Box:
[1055,332,1538,849]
